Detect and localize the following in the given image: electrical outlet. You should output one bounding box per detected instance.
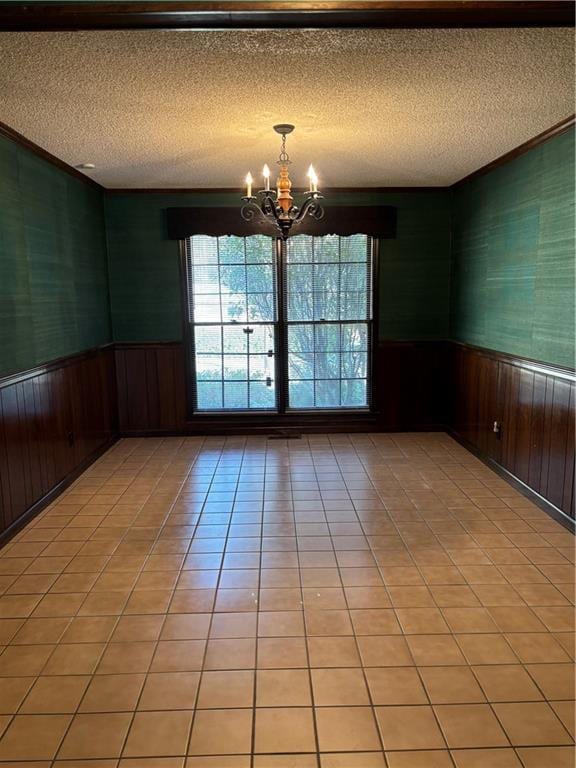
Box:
[493,421,501,438]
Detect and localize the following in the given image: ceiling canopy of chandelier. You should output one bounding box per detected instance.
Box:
[241,124,325,240]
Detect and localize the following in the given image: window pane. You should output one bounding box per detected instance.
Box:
[249,381,275,409]
[188,235,276,412]
[196,355,222,381]
[224,381,248,409]
[289,351,314,380]
[197,381,223,410]
[285,235,371,410]
[195,326,222,354]
[289,380,314,408]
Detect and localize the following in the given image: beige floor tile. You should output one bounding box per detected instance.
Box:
[0,436,572,765]
[258,637,308,669]
[124,710,193,757]
[515,746,575,768]
[0,714,72,760]
[11,617,70,645]
[419,666,485,704]
[316,706,381,751]
[20,675,90,713]
[526,663,575,699]
[434,704,508,748]
[493,702,573,746]
[150,640,205,672]
[0,644,54,675]
[0,676,36,713]
[551,700,575,739]
[80,673,145,712]
[255,756,317,768]
[472,664,543,702]
[396,607,449,634]
[58,712,132,758]
[407,635,466,666]
[139,671,200,710]
[320,753,386,767]
[62,616,117,643]
[375,705,445,750]
[186,757,250,767]
[42,642,105,674]
[197,670,254,708]
[97,641,156,674]
[455,634,517,664]
[257,668,312,706]
[311,667,370,705]
[504,633,571,664]
[365,667,427,705]
[188,709,253,755]
[205,637,256,669]
[386,751,454,768]
[255,707,316,752]
[451,747,523,767]
[308,636,362,667]
[350,609,401,635]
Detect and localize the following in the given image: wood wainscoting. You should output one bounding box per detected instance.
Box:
[448,342,575,523]
[115,342,187,434]
[0,346,117,540]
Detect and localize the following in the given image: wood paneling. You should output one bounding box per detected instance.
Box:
[0,346,117,539]
[448,342,575,521]
[115,343,186,433]
[376,341,447,430]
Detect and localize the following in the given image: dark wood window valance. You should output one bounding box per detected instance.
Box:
[166,206,397,239]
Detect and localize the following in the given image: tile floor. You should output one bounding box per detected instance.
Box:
[0,432,573,768]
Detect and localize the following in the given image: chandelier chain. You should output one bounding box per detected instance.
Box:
[278,133,291,165]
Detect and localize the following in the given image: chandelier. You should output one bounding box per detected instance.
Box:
[241,124,325,240]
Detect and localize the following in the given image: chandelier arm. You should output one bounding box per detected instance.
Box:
[240,201,263,223]
[293,195,325,224]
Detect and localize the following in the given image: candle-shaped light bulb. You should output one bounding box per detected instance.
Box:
[308,165,318,193]
[245,172,253,198]
[263,164,270,191]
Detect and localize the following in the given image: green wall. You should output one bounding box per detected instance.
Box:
[0,134,111,377]
[104,190,452,343]
[450,128,575,369]
[3,125,573,377]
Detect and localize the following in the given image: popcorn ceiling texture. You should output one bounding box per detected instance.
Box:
[0,28,573,187]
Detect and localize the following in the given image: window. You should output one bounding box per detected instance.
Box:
[183,233,374,413]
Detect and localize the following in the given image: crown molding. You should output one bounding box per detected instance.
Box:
[453,114,575,187]
[0,120,104,191]
[0,1,573,31]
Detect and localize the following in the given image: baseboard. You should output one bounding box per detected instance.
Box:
[0,435,119,547]
[448,429,575,533]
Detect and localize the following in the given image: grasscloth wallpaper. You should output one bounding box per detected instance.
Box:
[450,127,575,369]
[104,190,452,343]
[0,134,111,377]
[1,127,574,378]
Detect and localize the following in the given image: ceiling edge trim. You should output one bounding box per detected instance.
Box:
[0,115,573,195]
[0,1,573,31]
[453,113,576,188]
[0,119,104,191]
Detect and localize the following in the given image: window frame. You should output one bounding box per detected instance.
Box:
[179,235,381,421]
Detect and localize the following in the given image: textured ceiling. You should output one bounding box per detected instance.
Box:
[0,28,573,188]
